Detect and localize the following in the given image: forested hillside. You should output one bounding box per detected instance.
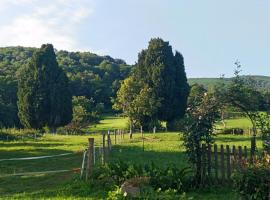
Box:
[0,47,132,127]
[189,75,270,90]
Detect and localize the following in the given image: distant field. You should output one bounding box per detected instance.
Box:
[0,116,261,199]
[88,115,128,132]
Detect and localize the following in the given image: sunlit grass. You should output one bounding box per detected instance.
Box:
[88,115,128,132]
[0,116,259,199]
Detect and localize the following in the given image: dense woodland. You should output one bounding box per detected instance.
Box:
[0,46,132,127]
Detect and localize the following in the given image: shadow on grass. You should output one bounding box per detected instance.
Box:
[0,147,85,198]
[215,135,252,143]
[0,145,189,199]
[0,147,74,160]
[0,142,65,148]
[109,145,189,168]
[0,144,240,200]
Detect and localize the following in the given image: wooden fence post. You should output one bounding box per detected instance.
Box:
[129,124,133,139]
[201,144,206,181]
[250,134,256,163]
[238,146,242,168]
[244,146,248,161]
[226,145,231,180]
[141,126,144,152]
[220,145,225,182]
[201,144,207,183]
[114,130,117,144]
[107,130,111,151]
[80,148,87,179]
[232,145,236,170]
[214,144,218,181]
[86,138,94,181]
[207,144,211,177]
[102,132,106,165]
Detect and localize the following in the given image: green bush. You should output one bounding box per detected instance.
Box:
[232,165,270,200]
[223,128,244,135]
[0,128,40,141]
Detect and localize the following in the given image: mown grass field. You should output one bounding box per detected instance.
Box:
[0,116,261,199]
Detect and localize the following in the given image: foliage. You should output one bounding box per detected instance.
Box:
[113,76,161,129]
[60,96,104,134]
[187,84,207,108]
[255,112,270,153]
[107,186,191,200]
[217,62,265,136]
[107,186,126,200]
[182,90,220,185]
[188,75,270,92]
[167,84,208,136]
[0,46,131,128]
[0,77,20,127]
[92,160,192,194]
[114,38,189,130]
[222,128,244,135]
[0,128,39,140]
[17,44,72,131]
[232,164,270,200]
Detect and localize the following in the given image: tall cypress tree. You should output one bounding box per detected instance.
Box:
[17,44,72,131]
[134,38,189,129]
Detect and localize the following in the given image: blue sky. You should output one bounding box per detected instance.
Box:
[0,0,269,78]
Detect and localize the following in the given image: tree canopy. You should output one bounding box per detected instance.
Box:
[17,44,72,131]
[114,38,189,130]
[0,46,131,128]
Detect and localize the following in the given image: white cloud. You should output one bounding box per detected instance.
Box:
[0,0,94,51]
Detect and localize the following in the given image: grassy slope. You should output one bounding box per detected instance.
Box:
[0,116,259,199]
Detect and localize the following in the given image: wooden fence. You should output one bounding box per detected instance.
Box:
[199,143,254,183]
[82,131,254,183]
[81,129,129,180]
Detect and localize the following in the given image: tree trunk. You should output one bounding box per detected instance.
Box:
[221,110,226,129]
[129,122,133,139]
[49,126,56,134]
[195,143,202,186]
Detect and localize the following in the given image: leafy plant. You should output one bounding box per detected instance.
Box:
[255,112,270,153]
[182,85,220,186]
[92,160,192,194]
[232,165,270,200]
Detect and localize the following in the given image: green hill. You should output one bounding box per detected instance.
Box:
[188,75,270,90]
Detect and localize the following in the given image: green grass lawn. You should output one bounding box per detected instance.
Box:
[0,116,259,199]
[88,115,128,132]
[216,117,253,130]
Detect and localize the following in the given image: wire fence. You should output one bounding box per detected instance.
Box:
[0,152,81,178]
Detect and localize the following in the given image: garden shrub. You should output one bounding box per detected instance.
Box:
[223,128,244,135]
[232,164,270,200]
[92,160,193,195]
[107,186,191,200]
